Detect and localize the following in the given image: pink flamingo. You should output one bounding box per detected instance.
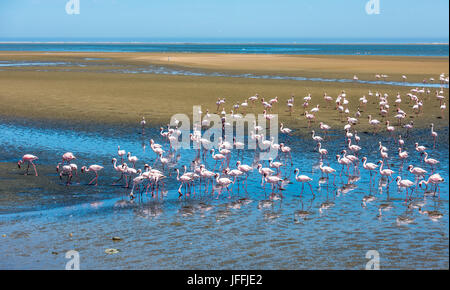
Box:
[398,135,404,148]
[17,154,39,176]
[398,147,409,169]
[199,165,215,193]
[111,158,126,185]
[129,174,146,199]
[317,142,328,161]
[419,173,445,195]
[140,117,146,134]
[293,168,313,195]
[210,149,226,171]
[236,161,252,187]
[430,123,438,149]
[361,157,378,178]
[305,111,315,128]
[117,146,126,163]
[263,173,283,194]
[347,139,362,156]
[368,115,381,134]
[319,162,336,184]
[62,152,76,165]
[223,168,244,191]
[377,160,395,182]
[257,163,275,185]
[407,165,427,183]
[336,154,352,175]
[81,165,104,186]
[127,152,138,168]
[279,143,293,165]
[213,173,234,198]
[415,143,427,153]
[56,163,73,185]
[396,176,415,202]
[175,168,192,197]
[421,152,439,172]
[269,158,283,173]
[280,123,293,135]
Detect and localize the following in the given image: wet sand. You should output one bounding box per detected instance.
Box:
[0,52,448,132]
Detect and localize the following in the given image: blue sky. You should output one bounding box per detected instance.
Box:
[0,0,448,42]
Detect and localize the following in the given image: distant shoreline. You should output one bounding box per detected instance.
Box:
[0,41,448,45]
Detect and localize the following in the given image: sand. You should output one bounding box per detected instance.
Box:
[0,52,448,133]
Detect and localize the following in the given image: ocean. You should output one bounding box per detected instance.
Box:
[0,43,448,56]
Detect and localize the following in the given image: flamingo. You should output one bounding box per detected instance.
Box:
[158,153,170,171]
[407,165,427,182]
[368,115,380,133]
[336,154,352,175]
[430,123,438,148]
[210,149,226,170]
[341,150,359,168]
[263,173,283,194]
[419,173,445,194]
[311,130,323,143]
[175,168,192,197]
[236,160,252,186]
[257,163,274,185]
[317,142,328,161]
[62,152,76,165]
[279,143,293,165]
[140,117,146,134]
[117,146,126,163]
[129,174,146,199]
[56,163,74,185]
[213,173,234,197]
[361,157,378,178]
[293,168,313,195]
[199,165,215,193]
[421,152,439,172]
[223,168,244,190]
[319,162,336,184]
[415,143,427,154]
[305,111,315,127]
[377,160,395,182]
[269,158,283,173]
[396,176,415,202]
[127,152,139,168]
[17,154,39,176]
[319,122,331,136]
[398,147,409,168]
[347,138,361,155]
[111,158,126,185]
[280,123,293,135]
[386,121,395,136]
[81,165,104,186]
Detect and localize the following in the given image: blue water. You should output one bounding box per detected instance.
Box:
[0,43,448,56]
[0,118,448,269]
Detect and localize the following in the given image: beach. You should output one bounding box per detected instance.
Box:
[0,52,448,132]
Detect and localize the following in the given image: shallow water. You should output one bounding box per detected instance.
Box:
[0,43,448,56]
[0,118,448,269]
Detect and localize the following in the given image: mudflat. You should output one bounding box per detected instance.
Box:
[0,52,448,133]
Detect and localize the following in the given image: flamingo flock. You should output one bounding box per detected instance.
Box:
[15,80,447,218]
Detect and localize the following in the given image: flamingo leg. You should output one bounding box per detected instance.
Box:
[31,161,38,176]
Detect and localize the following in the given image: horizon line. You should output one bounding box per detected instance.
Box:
[0,41,449,45]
